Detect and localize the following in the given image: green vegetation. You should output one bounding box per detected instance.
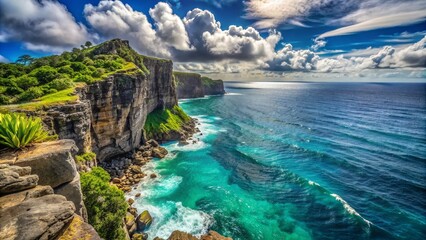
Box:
[81,167,127,240]
[75,151,96,163]
[0,112,56,149]
[0,40,144,107]
[144,105,191,139]
[201,76,217,86]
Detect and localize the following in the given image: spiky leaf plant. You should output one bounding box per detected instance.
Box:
[0,113,55,149]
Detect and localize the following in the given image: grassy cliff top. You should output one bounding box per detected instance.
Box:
[144,105,191,139]
[0,39,167,110]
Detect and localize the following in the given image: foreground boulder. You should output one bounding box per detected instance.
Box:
[0,140,87,219]
[165,230,232,240]
[58,215,100,240]
[0,194,75,240]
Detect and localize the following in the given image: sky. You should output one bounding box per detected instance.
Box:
[0,0,425,81]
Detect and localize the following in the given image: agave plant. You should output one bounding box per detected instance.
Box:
[0,113,55,149]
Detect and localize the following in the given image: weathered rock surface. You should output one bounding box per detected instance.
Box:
[165,230,232,240]
[0,194,75,240]
[201,231,233,240]
[174,72,225,99]
[0,185,53,210]
[55,173,87,219]
[174,72,205,99]
[167,231,198,240]
[136,210,153,232]
[58,215,101,240]
[0,164,38,195]
[5,140,78,188]
[152,146,168,158]
[0,140,87,219]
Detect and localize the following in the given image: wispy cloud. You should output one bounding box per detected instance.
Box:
[0,54,9,63]
[319,0,426,38]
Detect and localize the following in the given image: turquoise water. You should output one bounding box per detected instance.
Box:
[129,82,426,240]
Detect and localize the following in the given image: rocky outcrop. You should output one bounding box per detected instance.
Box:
[201,77,225,96]
[164,230,232,240]
[0,164,100,240]
[0,140,87,219]
[174,72,225,99]
[58,215,100,240]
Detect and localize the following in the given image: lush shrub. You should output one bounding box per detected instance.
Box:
[4,86,24,95]
[30,66,58,84]
[91,68,105,78]
[74,74,94,84]
[58,65,74,75]
[15,76,39,90]
[0,94,10,104]
[76,151,96,163]
[47,78,74,91]
[0,77,18,87]
[0,113,55,149]
[81,167,127,240]
[103,60,122,71]
[70,62,87,72]
[18,87,44,102]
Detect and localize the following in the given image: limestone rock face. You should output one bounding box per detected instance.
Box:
[42,101,92,154]
[0,194,75,240]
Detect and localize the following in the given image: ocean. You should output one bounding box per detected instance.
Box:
[129,82,426,240]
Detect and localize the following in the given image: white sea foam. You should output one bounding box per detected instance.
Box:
[331,193,372,226]
[134,200,213,240]
[225,92,243,96]
[308,180,320,186]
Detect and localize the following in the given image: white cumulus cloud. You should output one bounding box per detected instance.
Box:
[0,0,89,52]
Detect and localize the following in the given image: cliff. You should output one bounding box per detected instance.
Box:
[6,39,178,161]
[174,72,225,99]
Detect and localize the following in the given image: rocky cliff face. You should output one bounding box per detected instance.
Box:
[174,72,225,99]
[202,77,225,96]
[174,72,205,99]
[36,39,177,161]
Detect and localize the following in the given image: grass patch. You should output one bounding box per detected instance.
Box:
[144,105,191,139]
[1,87,79,111]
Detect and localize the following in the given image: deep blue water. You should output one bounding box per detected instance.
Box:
[130,82,426,240]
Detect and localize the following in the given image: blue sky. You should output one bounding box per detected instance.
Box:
[0,0,425,81]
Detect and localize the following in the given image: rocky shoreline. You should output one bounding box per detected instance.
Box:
[99,117,230,240]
